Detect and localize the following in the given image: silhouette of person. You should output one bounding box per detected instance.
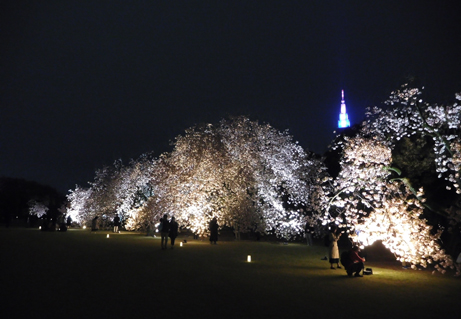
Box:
[305,221,313,246]
[169,217,179,249]
[209,217,219,245]
[455,252,461,277]
[113,214,120,233]
[91,216,99,231]
[160,214,170,250]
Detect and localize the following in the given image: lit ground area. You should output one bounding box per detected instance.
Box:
[0,227,458,319]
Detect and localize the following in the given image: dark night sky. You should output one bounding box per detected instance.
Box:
[1,0,461,193]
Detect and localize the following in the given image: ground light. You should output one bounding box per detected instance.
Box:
[180,242,183,247]
[106,234,110,238]
[247,255,251,262]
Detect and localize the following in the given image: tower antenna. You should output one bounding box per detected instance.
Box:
[338,90,351,128]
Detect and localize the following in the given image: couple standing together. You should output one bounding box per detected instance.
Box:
[159,214,179,250]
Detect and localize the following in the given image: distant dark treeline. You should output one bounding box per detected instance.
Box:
[0,177,66,226]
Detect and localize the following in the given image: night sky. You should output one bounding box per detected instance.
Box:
[1,0,461,193]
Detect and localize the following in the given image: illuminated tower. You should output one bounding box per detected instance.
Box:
[337,90,350,128]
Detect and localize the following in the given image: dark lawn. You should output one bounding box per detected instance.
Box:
[0,227,459,319]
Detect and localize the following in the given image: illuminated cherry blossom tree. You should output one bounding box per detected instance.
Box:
[364,86,461,242]
[69,117,329,239]
[28,197,67,229]
[111,154,156,229]
[67,185,92,225]
[131,117,329,239]
[327,136,452,271]
[28,199,49,218]
[327,85,461,272]
[67,155,156,229]
[364,85,461,194]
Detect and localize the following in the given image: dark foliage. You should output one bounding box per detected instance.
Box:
[0,177,66,227]
[323,123,363,178]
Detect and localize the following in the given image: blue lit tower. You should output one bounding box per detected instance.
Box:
[338,90,351,128]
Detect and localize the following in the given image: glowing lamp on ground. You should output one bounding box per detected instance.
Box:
[180,242,183,247]
[39,226,41,230]
[83,226,86,229]
[106,234,110,238]
[247,255,251,262]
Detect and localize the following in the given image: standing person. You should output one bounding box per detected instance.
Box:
[329,225,342,269]
[454,251,461,277]
[160,214,170,250]
[113,214,120,233]
[169,217,179,249]
[304,221,313,246]
[91,216,99,231]
[209,217,219,245]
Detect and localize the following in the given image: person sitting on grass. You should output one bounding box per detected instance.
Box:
[347,246,365,277]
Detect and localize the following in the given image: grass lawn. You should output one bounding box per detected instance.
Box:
[1,227,459,319]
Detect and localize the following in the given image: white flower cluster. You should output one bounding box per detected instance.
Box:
[28,200,49,218]
[365,84,461,195]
